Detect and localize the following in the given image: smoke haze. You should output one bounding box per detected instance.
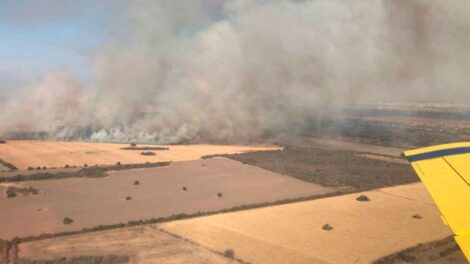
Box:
[1,0,469,143]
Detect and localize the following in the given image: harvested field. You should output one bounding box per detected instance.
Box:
[0,140,279,170]
[218,146,417,190]
[0,158,335,239]
[17,226,235,264]
[160,183,452,264]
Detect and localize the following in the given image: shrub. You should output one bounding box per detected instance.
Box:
[217,192,223,198]
[322,224,333,231]
[356,195,370,202]
[130,143,137,147]
[63,217,73,225]
[6,189,17,198]
[27,167,33,171]
[133,180,140,185]
[65,164,70,168]
[84,163,88,167]
[0,140,6,144]
[140,151,156,156]
[116,161,121,166]
[182,186,187,191]
[36,166,41,170]
[224,249,235,259]
[412,214,422,219]
[126,196,132,201]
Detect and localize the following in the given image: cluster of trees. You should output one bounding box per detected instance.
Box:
[5,186,39,198]
[140,151,156,156]
[0,162,172,183]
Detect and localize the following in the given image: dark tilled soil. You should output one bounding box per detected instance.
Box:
[374,236,467,264]
[218,147,417,191]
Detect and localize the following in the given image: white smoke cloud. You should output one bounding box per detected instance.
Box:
[1,0,469,143]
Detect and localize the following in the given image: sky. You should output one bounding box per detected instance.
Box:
[0,0,127,88]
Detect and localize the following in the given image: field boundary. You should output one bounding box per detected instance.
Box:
[0,159,17,172]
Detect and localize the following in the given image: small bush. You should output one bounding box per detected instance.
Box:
[217,192,223,198]
[0,140,6,144]
[36,166,41,170]
[133,180,140,185]
[116,161,121,166]
[356,195,370,202]
[63,217,74,225]
[84,163,88,167]
[27,167,33,171]
[140,151,156,156]
[42,166,47,170]
[131,143,137,147]
[126,196,132,201]
[6,189,17,198]
[412,214,422,219]
[224,249,235,259]
[322,224,333,231]
[182,186,187,191]
[65,164,70,169]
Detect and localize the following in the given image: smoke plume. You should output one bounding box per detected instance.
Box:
[1,0,469,143]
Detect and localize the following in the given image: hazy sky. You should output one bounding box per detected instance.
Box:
[0,0,127,88]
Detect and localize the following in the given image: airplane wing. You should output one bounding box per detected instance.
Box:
[403,142,470,262]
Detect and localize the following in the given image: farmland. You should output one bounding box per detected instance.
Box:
[160,183,451,264]
[18,226,235,264]
[0,157,335,239]
[0,141,279,170]
[0,120,467,263]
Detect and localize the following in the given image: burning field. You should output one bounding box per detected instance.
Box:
[1,0,470,263]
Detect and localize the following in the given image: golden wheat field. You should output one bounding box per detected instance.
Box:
[160,183,451,264]
[0,140,280,170]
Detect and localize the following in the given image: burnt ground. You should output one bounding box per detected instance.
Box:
[375,236,467,264]
[304,104,470,148]
[217,146,417,191]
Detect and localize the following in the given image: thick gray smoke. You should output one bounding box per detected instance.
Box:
[0,0,469,143]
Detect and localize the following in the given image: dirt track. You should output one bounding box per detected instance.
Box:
[0,158,334,239]
[161,183,451,264]
[0,141,279,170]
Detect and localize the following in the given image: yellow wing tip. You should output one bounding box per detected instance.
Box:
[404,142,470,157]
